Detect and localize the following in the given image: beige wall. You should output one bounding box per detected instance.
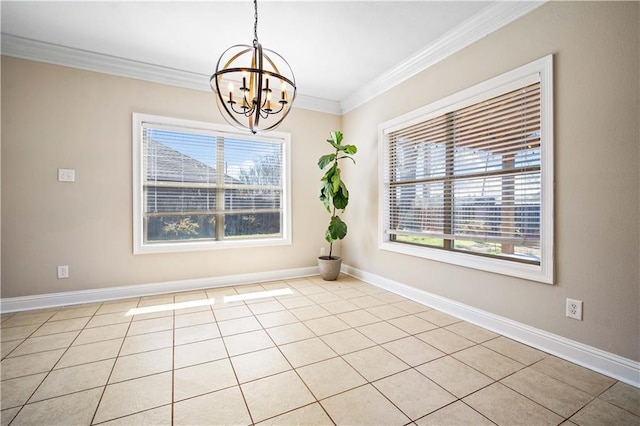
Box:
[1,57,340,298]
[342,1,640,361]
[1,2,638,363]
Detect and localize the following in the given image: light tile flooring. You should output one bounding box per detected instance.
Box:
[1,276,639,425]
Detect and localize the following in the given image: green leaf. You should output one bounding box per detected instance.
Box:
[330,131,343,145]
[339,180,349,199]
[318,131,356,223]
[326,138,341,151]
[326,215,348,243]
[344,144,357,155]
[318,182,332,212]
[331,168,341,193]
[326,131,345,151]
[321,163,337,182]
[317,154,335,170]
[324,227,334,243]
[333,190,348,210]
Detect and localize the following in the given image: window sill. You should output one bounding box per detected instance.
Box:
[379,241,553,284]
[134,236,292,255]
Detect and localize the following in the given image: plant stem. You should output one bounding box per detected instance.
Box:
[329,204,336,258]
[329,149,340,259]
[328,150,339,260]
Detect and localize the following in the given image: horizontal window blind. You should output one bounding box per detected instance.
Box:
[223,138,282,215]
[384,81,542,262]
[142,123,284,243]
[144,128,217,217]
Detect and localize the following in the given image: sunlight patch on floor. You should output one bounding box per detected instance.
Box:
[125,298,215,316]
[223,288,293,303]
[124,288,293,316]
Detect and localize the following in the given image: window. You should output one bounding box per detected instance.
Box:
[133,114,291,254]
[379,56,553,283]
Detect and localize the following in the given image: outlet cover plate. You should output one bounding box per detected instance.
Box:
[566,298,583,320]
[57,265,69,279]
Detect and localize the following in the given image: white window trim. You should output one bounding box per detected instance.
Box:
[378,55,554,284]
[132,113,292,254]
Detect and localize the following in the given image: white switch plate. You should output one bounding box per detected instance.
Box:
[58,169,75,182]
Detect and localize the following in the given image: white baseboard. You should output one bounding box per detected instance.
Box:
[342,264,640,388]
[0,266,319,313]
[2,263,637,387]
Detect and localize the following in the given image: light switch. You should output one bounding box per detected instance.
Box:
[58,168,75,182]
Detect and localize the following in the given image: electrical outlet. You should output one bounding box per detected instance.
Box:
[566,298,583,320]
[57,265,69,279]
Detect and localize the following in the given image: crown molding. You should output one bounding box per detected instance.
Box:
[1,1,543,117]
[340,1,546,114]
[0,34,342,115]
[294,94,343,115]
[1,34,208,90]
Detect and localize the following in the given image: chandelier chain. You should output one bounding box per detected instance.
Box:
[253,0,259,44]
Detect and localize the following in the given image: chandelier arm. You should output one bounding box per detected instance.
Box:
[210,70,256,126]
[231,100,254,116]
[260,103,285,118]
[218,94,254,131]
[270,102,287,115]
[211,74,238,121]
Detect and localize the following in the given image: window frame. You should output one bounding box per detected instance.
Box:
[132,113,292,254]
[378,55,554,284]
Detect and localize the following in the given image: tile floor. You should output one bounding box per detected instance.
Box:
[1,275,639,425]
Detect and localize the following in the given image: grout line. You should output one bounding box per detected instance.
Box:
[1,312,58,359]
[170,293,176,426]
[9,304,106,424]
[90,403,172,426]
[88,298,140,425]
[2,278,635,426]
[263,277,338,425]
[210,287,256,426]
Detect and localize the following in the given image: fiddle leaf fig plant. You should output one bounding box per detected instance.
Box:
[318,131,357,259]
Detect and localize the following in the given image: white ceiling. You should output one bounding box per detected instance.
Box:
[0,1,542,114]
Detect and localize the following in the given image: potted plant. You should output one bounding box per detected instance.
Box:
[317,131,357,280]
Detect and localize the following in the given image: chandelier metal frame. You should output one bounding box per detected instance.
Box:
[210,0,296,134]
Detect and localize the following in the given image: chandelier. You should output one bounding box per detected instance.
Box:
[210,0,296,134]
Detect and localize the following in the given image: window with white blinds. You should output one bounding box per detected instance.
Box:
[379,56,554,284]
[133,114,291,254]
